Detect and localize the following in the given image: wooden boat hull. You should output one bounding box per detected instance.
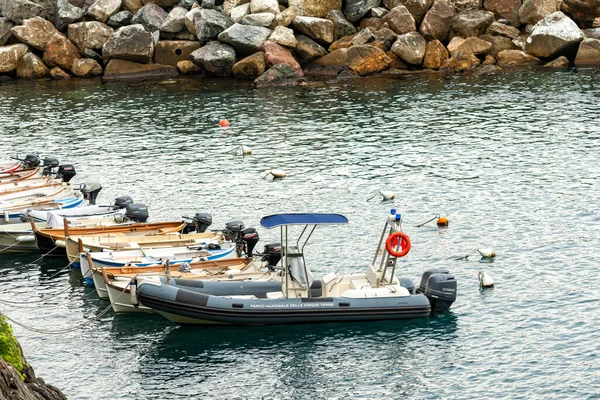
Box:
[1,196,83,225]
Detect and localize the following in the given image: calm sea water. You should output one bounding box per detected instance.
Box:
[1,68,599,399]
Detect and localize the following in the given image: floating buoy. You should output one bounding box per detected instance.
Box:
[477,248,496,258]
[239,145,252,155]
[218,119,230,127]
[478,270,495,288]
[379,190,395,200]
[436,216,449,227]
[264,169,286,179]
[207,115,230,127]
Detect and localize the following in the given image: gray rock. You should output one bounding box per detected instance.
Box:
[373,27,398,49]
[102,23,154,63]
[519,0,557,26]
[486,21,520,39]
[131,3,168,32]
[217,23,272,55]
[193,8,233,42]
[391,30,426,64]
[55,0,84,31]
[326,10,356,41]
[254,62,304,87]
[293,33,327,62]
[525,11,583,58]
[249,0,279,15]
[478,33,517,57]
[352,27,375,45]
[82,47,103,62]
[0,0,45,24]
[292,16,334,43]
[68,21,113,51]
[0,17,14,46]
[178,0,200,9]
[450,10,494,39]
[382,5,416,35]
[107,10,133,28]
[371,7,388,18]
[189,40,235,76]
[583,28,600,40]
[241,12,275,27]
[451,0,480,12]
[159,6,187,33]
[420,0,454,41]
[31,0,56,20]
[87,0,121,23]
[343,0,381,23]
[385,0,433,23]
[231,3,251,23]
[512,34,529,50]
[269,25,297,47]
[10,16,58,51]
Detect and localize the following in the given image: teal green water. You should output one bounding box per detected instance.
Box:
[0,69,599,399]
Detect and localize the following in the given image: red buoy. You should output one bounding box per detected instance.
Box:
[219,119,230,127]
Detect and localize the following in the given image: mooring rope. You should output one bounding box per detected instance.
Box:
[0,235,30,253]
[26,243,61,265]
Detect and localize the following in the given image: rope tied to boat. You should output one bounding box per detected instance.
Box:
[0,234,32,253]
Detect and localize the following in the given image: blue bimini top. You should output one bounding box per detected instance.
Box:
[260,213,348,229]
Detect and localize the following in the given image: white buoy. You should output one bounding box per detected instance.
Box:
[478,270,495,288]
[267,169,286,179]
[240,145,252,155]
[379,190,395,200]
[477,248,496,258]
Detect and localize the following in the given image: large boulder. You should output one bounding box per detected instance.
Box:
[217,23,271,55]
[68,21,114,52]
[269,25,297,47]
[574,37,600,66]
[108,10,133,28]
[233,51,266,77]
[519,0,557,25]
[382,5,416,35]
[543,55,569,67]
[254,63,305,87]
[131,3,168,31]
[486,21,520,39]
[0,44,29,73]
[16,51,48,78]
[10,16,59,51]
[326,10,356,40]
[293,34,327,62]
[261,40,302,74]
[343,0,382,23]
[422,38,448,68]
[561,0,600,28]
[72,58,103,76]
[87,0,122,23]
[478,33,516,57]
[250,0,279,15]
[292,16,334,43]
[189,40,236,76]
[241,12,275,27]
[496,49,540,65]
[455,36,491,55]
[231,3,251,23]
[420,0,455,41]
[347,44,391,75]
[42,34,81,71]
[0,18,14,46]
[159,6,187,32]
[525,11,584,58]
[484,0,521,27]
[31,0,55,20]
[288,0,341,18]
[103,58,178,80]
[450,10,494,39]
[192,8,233,42]
[0,0,44,24]
[391,31,426,64]
[102,24,154,63]
[154,40,200,65]
[55,0,84,31]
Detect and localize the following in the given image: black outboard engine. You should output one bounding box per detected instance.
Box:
[418,268,457,313]
[114,196,134,209]
[262,243,282,270]
[398,277,415,294]
[225,220,245,243]
[57,164,76,182]
[24,154,40,169]
[241,228,259,257]
[125,203,149,223]
[193,213,212,233]
[42,157,59,175]
[80,182,102,205]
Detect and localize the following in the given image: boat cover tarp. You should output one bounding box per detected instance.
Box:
[260,213,348,229]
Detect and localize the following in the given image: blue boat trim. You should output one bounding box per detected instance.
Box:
[260,213,348,229]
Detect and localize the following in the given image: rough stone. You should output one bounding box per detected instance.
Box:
[232,51,266,77]
[574,37,600,66]
[142,0,179,6]
[0,18,14,46]
[223,0,250,14]
[177,59,201,73]
[250,0,279,15]
[68,21,113,52]
[371,7,388,18]
[0,0,45,24]
[543,54,569,67]
[422,38,448,68]
[71,57,103,76]
[55,0,84,31]
[373,27,399,49]
[254,62,304,87]
[10,16,58,51]
[82,47,103,62]
[293,33,327,62]
[326,10,356,41]
[189,40,235,76]
[42,34,80,71]
[486,21,520,39]
[583,28,600,40]
[484,0,521,27]
[102,24,154,63]
[261,39,302,74]
[131,3,168,32]
[154,39,200,65]
[87,0,122,23]
[217,23,271,54]
[391,0,433,23]
[496,49,540,65]
[103,58,179,79]
[269,25,297,47]
[276,6,298,26]
[391,31,426,64]
[351,27,375,45]
[108,10,133,28]
[49,66,70,78]
[478,34,514,57]
[16,51,48,78]
[594,18,600,28]
[347,44,391,75]
[360,17,383,31]
[450,10,494,39]
[310,47,348,65]
[512,34,529,50]
[241,12,275,27]
[382,5,416,35]
[525,11,583,59]
[455,36,491,55]
[420,0,455,41]
[292,16,334,43]
[561,0,600,28]
[519,0,557,25]
[343,0,382,23]
[159,6,187,32]
[231,3,251,23]
[451,0,480,12]
[192,8,233,42]
[287,0,341,18]
[122,0,143,13]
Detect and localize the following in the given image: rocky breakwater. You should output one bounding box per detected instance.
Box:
[0,0,600,86]
[0,315,66,400]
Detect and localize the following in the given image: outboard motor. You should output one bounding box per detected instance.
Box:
[193,213,212,233]
[225,220,244,243]
[42,157,59,175]
[80,182,102,205]
[416,268,450,294]
[114,195,134,209]
[125,203,149,223]
[398,277,415,294]
[24,154,40,169]
[241,227,259,257]
[57,164,76,182]
[420,269,457,313]
[262,243,282,270]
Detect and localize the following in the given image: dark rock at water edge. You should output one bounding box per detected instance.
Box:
[254,62,305,87]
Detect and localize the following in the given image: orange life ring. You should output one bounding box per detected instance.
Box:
[385,232,411,258]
